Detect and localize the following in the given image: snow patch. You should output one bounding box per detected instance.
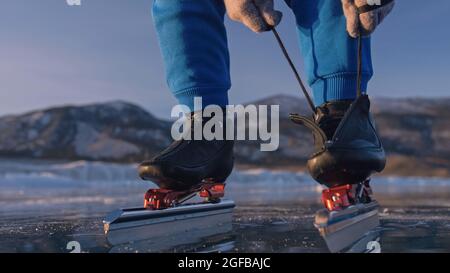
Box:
[74,122,139,159]
[27,129,38,140]
[26,111,52,127]
[105,101,130,112]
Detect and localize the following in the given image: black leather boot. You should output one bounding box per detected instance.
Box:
[290,95,386,187]
[315,100,354,140]
[139,111,234,191]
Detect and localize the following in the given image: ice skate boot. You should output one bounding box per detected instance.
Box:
[290,95,386,187]
[138,111,234,191]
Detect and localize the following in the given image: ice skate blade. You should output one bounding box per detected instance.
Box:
[314,201,380,253]
[103,199,235,246]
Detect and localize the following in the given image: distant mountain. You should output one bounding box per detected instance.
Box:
[0,101,172,162]
[0,95,449,177]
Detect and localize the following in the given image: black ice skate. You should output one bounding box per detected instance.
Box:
[103,111,235,246]
[289,96,384,252]
[272,24,385,252]
[138,111,234,191]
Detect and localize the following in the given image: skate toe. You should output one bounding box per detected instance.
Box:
[138,160,164,181]
[138,161,194,190]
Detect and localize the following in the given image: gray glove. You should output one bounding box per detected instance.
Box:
[342,0,395,38]
[224,0,282,33]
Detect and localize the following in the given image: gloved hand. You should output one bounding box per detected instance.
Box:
[224,0,282,33]
[341,0,395,38]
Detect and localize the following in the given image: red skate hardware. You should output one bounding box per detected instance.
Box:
[321,181,374,211]
[315,180,380,253]
[199,183,226,199]
[144,183,226,210]
[322,184,353,211]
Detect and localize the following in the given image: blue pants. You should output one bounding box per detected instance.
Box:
[152,0,373,109]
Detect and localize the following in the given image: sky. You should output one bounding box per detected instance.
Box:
[0,0,449,118]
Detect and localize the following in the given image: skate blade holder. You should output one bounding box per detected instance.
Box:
[315,183,380,253]
[103,183,233,247]
[314,201,380,253]
[103,199,235,247]
[144,183,226,210]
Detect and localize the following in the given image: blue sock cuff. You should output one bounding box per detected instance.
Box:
[311,74,371,106]
[175,86,229,111]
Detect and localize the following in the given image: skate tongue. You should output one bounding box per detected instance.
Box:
[289,113,327,152]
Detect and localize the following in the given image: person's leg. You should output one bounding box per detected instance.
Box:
[140,1,234,191]
[152,0,230,110]
[285,0,373,106]
[285,1,386,189]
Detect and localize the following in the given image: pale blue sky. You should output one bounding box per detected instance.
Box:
[0,0,449,118]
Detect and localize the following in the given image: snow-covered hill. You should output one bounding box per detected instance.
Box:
[0,101,171,162]
[0,95,449,177]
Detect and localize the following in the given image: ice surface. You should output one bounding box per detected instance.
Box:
[1,160,450,253]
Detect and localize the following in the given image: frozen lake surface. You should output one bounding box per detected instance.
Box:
[1,159,450,253]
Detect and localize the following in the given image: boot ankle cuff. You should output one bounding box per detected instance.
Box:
[311,73,371,106]
[175,87,229,111]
